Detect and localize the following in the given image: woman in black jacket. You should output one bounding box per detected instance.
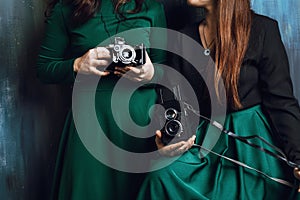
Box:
[138,0,300,199]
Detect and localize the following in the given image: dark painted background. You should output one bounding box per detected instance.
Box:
[0,0,299,199]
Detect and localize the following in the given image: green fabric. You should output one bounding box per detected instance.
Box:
[37,0,166,84]
[137,105,300,200]
[36,0,166,199]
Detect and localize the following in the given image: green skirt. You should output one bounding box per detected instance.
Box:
[137,105,300,200]
[51,83,158,200]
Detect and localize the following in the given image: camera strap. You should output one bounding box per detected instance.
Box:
[192,143,298,189]
[183,101,300,190]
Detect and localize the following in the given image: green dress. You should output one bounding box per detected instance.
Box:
[138,106,299,200]
[137,14,300,200]
[37,0,166,199]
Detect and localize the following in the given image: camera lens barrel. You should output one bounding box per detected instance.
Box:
[165,120,183,136]
[165,108,178,120]
[119,45,136,64]
[107,37,145,68]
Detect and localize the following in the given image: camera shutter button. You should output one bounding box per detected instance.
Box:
[114,45,120,52]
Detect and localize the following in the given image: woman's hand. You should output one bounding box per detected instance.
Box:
[293,168,300,192]
[114,51,154,82]
[155,130,196,157]
[295,168,300,180]
[74,47,111,76]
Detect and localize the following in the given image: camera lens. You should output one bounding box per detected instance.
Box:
[165,120,182,136]
[165,108,178,120]
[121,48,133,59]
[119,45,136,64]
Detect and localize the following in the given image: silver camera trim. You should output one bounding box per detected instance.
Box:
[164,108,178,120]
[118,45,137,64]
[165,119,183,137]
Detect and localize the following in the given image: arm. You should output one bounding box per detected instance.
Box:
[258,19,300,167]
[36,3,76,84]
[37,3,110,84]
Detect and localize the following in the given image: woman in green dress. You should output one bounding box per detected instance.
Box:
[137,0,300,199]
[37,0,166,199]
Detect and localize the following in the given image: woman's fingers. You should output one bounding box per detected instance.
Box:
[113,51,154,82]
[89,67,110,76]
[114,66,145,82]
[155,130,196,157]
[178,135,196,151]
[155,130,165,149]
[75,47,153,79]
[296,169,300,192]
[188,135,196,146]
[92,59,109,67]
[94,47,111,59]
[158,141,185,157]
[127,66,144,76]
[75,47,112,76]
[294,168,300,180]
[114,66,130,73]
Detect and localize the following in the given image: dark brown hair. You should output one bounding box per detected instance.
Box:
[214,0,252,109]
[45,0,145,24]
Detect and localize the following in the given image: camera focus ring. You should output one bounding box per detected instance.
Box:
[165,108,178,120]
[165,120,183,137]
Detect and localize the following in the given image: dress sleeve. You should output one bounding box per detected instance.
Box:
[36,3,76,84]
[258,19,300,165]
[149,3,167,82]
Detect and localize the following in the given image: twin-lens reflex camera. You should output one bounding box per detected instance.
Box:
[158,86,197,145]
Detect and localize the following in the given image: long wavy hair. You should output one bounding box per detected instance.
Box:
[45,0,145,24]
[214,0,252,109]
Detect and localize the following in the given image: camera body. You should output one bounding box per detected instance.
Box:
[160,102,187,145]
[106,37,146,71]
[157,86,194,145]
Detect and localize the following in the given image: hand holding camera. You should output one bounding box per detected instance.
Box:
[74,37,153,81]
[294,168,300,192]
[110,37,153,82]
[73,46,111,76]
[156,85,199,145]
[155,130,196,157]
[113,52,154,82]
[295,167,300,179]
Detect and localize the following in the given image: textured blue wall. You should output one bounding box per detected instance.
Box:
[251,0,300,98]
[0,1,71,199]
[0,1,299,199]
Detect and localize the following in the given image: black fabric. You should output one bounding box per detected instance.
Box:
[165,13,300,165]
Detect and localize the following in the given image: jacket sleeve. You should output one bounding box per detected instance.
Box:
[258,19,300,165]
[36,2,76,84]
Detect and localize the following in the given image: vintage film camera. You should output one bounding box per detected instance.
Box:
[157,85,198,145]
[106,37,146,71]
